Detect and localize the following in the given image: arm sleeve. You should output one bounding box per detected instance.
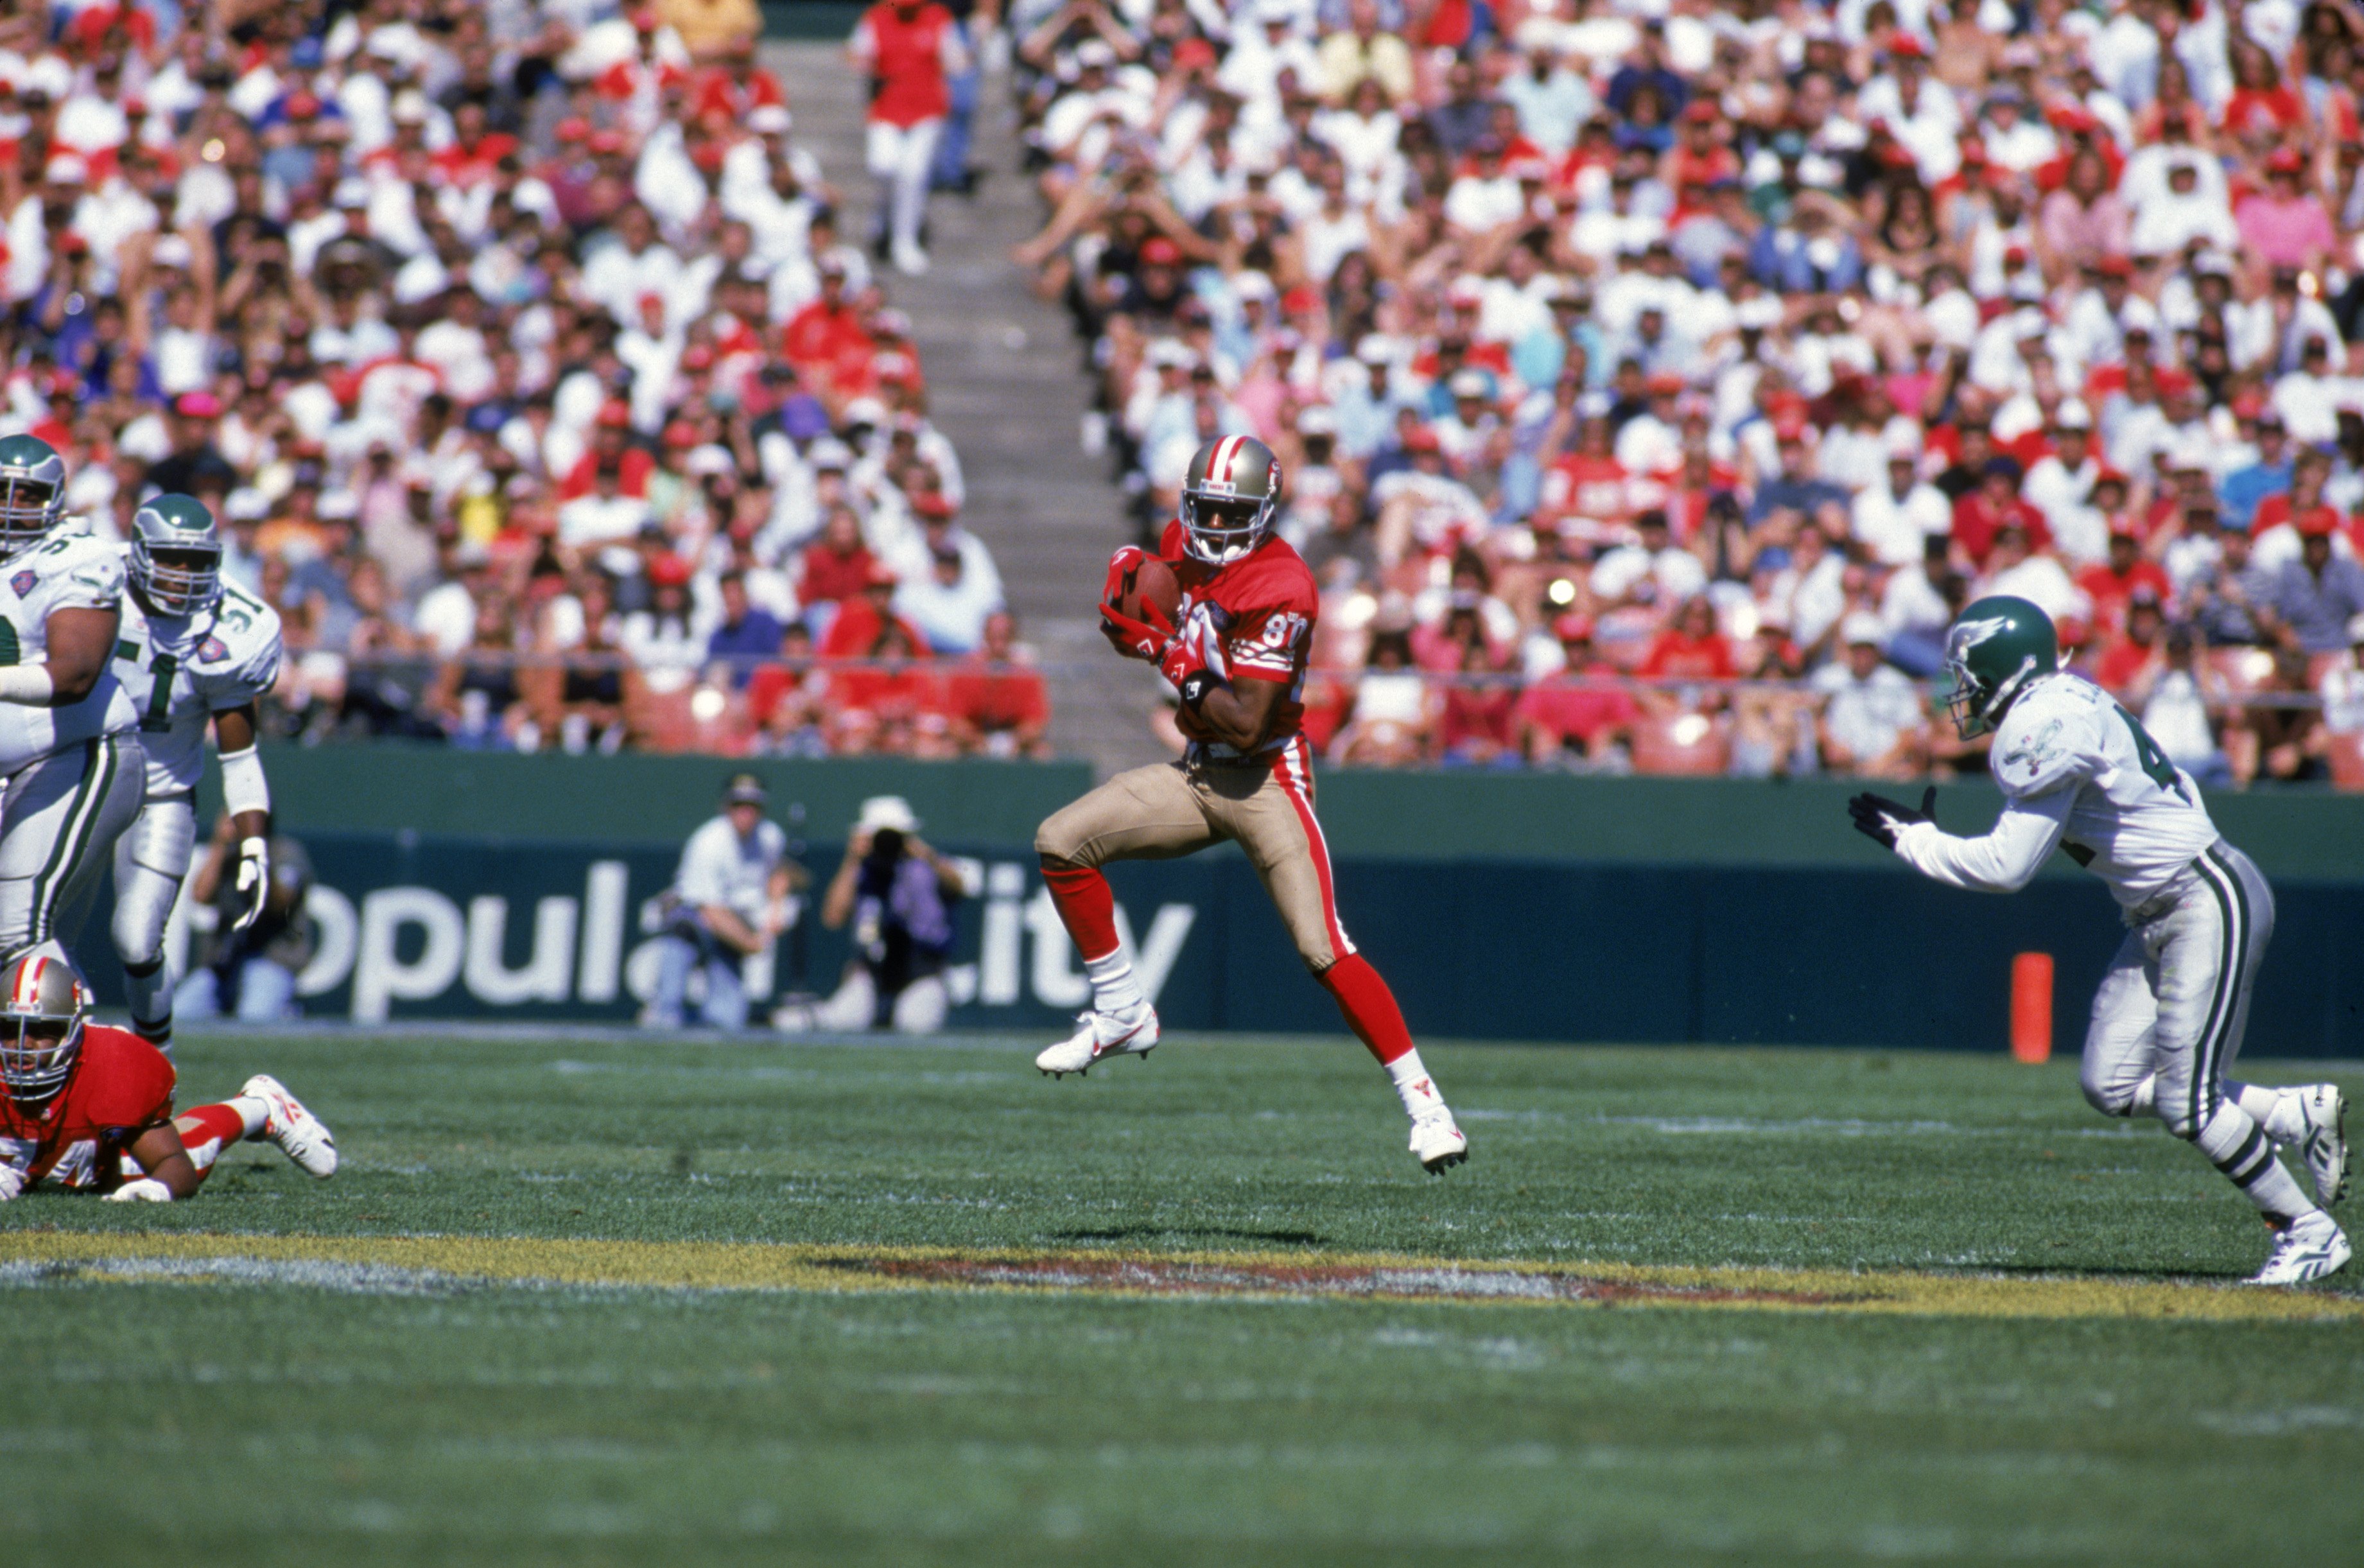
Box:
[1224,607,1303,680]
[208,625,285,709]
[1890,787,2073,894]
[675,827,729,907]
[49,547,125,612]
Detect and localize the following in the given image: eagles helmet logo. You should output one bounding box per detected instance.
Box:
[1945,614,2013,659]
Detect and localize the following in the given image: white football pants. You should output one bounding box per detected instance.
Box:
[111,791,197,1034]
[0,733,144,968]
[2081,842,2275,1138]
[865,116,942,255]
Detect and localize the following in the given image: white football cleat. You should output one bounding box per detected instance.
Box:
[2296,1085,2349,1207]
[241,1074,338,1178]
[1034,1006,1160,1077]
[2247,1211,2351,1287]
[1409,1106,1469,1174]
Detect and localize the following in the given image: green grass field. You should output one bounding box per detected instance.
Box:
[6,1029,2362,1566]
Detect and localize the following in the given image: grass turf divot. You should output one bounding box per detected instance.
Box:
[5,1229,2357,1320]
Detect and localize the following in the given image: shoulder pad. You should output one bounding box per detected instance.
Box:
[1992,682,2099,800]
[77,1025,176,1128]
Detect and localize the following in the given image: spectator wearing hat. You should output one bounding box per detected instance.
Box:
[790,794,972,1033]
[646,772,799,1030]
[1814,615,1927,780]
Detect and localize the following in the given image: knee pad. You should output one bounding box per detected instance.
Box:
[2080,1073,2135,1120]
[1034,815,1091,867]
[2153,1088,2203,1140]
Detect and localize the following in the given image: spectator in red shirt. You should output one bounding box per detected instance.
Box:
[822,561,933,659]
[782,262,873,391]
[799,509,880,633]
[1515,614,1639,765]
[828,618,952,756]
[943,612,1051,758]
[848,0,969,277]
[1638,595,1738,683]
[2090,588,2168,697]
[1951,457,2053,566]
[2076,528,2174,640]
[557,406,657,501]
[1436,638,1518,765]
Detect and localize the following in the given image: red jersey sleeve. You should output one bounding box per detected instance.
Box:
[1220,565,1317,683]
[77,1026,176,1131]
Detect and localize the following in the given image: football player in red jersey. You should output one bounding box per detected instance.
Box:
[0,945,336,1202]
[1032,436,1469,1174]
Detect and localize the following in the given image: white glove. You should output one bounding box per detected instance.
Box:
[106,1177,172,1203]
[232,836,270,932]
[0,1165,22,1201]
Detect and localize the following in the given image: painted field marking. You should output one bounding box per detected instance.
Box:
[1,1232,2357,1321]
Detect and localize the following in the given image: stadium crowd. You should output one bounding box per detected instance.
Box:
[1011,0,2364,785]
[0,0,1050,763]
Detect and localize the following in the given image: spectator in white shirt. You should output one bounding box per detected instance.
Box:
[1814,614,1927,778]
[1851,446,1952,566]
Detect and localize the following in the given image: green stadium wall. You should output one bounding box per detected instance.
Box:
[135,748,2364,1056]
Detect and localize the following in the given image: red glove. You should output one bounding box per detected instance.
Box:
[1155,625,1209,691]
[1099,597,1175,663]
[1100,546,1151,607]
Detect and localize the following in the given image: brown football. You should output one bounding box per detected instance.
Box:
[1116,553,1181,629]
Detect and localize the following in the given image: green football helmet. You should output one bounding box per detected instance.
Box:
[1179,435,1282,566]
[1942,595,2058,739]
[128,492,222,616]
[0,434,65,557]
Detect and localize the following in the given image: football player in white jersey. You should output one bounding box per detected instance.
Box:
[0,435,146,971]
[1851,595,2351,1286]
[107,494,282,1054]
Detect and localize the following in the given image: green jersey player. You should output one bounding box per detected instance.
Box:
[1852,596,2349,1286]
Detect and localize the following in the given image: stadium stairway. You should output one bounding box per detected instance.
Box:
[767,42,1165,775]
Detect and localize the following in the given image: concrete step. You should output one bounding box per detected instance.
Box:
[767,40,1161,776]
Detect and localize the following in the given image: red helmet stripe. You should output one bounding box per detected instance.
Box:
[12,957,41,1010]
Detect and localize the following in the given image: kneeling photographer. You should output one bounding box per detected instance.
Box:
[787,796,975,1034]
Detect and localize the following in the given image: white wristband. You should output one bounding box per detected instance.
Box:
[219,744,271,819]
[0,665,54,706]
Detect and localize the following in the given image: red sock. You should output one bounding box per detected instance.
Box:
[173,1102,250,1175]
[1318,953,1416,1066]
[1041,860,1122,963]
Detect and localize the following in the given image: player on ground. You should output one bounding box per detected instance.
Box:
[107,494,283,1054]
[1851,595,2349,1285]
[0,435,145,968]
[0,945,334,1202]
[1032,435,1469,1174]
